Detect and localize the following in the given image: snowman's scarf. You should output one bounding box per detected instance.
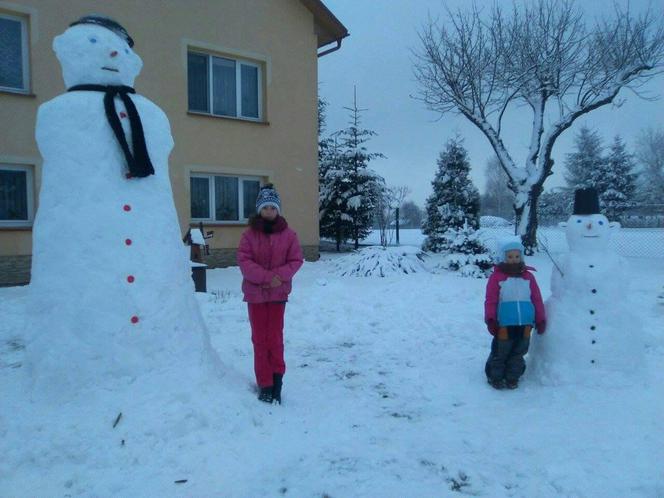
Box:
[67,84,155,178]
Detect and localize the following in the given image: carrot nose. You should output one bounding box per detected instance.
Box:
[110,51,118,57]
[586,223,592,229]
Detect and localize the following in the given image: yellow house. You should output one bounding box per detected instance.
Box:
[0,0,348,285]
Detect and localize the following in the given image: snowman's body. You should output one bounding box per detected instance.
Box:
[28,21,217,396]
[531,213,643,385]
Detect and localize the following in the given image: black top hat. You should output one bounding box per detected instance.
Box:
[70,15,134,47]
[573,188,600,215]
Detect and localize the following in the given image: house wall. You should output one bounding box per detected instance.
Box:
[0,0,321,285]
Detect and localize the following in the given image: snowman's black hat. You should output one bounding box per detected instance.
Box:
[573,187,600,215]
[69,15,134,47]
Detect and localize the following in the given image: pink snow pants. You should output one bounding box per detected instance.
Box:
[248,302,286,387]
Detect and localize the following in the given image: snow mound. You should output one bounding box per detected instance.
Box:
[333,246,427,277]
[480,216,514,228]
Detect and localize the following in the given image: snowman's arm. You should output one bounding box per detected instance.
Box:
[133,95,175,152]
[35,99,68,158]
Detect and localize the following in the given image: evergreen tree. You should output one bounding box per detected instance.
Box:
[319,138,349,250]
[635,127,664,205]
[538,188,573,225]
[422,138,492,276]
[422,138,481,252]
[564,126,604,190]
[332,89,385,249]
[597,135,637,221]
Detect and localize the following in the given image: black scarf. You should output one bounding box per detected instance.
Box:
[67,84,155,178]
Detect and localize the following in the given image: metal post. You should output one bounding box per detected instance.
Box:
[395,207,400,245]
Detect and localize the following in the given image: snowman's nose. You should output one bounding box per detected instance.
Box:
[586,223,592,229]
[110,51,118,58]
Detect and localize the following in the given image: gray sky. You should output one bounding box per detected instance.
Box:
[318,0,664,206]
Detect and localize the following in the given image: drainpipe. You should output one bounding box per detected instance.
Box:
[317,39,343,58]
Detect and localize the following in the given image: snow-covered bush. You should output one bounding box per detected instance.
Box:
[333,246,427,277]
[434,222,493,278]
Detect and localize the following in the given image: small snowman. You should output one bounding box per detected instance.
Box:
[530,188,644,385]
[27,16,219,397]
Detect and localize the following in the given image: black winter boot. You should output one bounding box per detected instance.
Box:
[272,373,283,405]
[258,386,273,403]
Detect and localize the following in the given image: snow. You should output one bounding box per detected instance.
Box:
[1,240,662,496]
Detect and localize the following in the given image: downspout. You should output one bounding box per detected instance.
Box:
[317,39,343,58]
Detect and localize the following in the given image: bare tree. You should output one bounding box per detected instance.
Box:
[375,186,410,247]
[414,0,664,250]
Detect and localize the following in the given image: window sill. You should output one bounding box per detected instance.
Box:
[190,221,249,227]
[0,224,32,231]
[0,89,35,98]
[187,111,269,125]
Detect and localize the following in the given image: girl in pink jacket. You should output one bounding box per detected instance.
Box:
[237,184,303,404]
[484,239,546,390]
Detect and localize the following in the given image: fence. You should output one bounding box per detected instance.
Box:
[479,227,664,259]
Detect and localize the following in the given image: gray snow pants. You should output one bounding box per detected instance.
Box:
[485,326,531,382]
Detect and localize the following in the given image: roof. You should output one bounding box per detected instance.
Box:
[299,0,349,48]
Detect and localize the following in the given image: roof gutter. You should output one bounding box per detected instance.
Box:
[317,38,343,58]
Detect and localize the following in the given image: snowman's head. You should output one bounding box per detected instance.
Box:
[54,16,142,88]
[559,214,620,254]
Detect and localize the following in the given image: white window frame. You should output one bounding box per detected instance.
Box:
[0,12,30,94]
[188,50,263,121]
[190,173,262,224]
[0,164,34,227]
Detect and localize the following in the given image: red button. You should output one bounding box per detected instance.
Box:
[130,315,139,324]
[123,204,131,212]
[125,238,132,246]
[127,275,135,283]
[119,111,127,118]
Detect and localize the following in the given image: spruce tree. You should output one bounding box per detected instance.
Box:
[422,138,492,276]
[597,135,637,221]
[564,126,604,190]
[333,89,385,249]
[422,138,481,252]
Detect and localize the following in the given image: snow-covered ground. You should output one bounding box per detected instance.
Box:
[1,242,663,497]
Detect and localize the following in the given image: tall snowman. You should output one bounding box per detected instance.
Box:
[28,16,220,398]
[530,188,644,385]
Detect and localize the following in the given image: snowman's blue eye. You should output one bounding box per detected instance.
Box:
[598,220,604,225]
[89,37,97,43]
[576,219,582,223]
[124,48,129,54]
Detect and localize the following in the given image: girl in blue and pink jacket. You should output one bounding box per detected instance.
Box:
[484,240,546,389]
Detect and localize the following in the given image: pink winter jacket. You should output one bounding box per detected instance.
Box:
[484,265,546,326]
[237,216,304,303]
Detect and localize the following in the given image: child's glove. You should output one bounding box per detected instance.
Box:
[485,319,499,336]
[536,321,546,335]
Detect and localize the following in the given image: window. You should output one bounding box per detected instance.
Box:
[187,51,262,120]
[0,165,34,225]
[0,13,29,93]
[190,174,261,222]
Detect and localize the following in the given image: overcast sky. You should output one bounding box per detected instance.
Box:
[318,0,664,206]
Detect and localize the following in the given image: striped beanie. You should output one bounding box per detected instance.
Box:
[256,184,281,214]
